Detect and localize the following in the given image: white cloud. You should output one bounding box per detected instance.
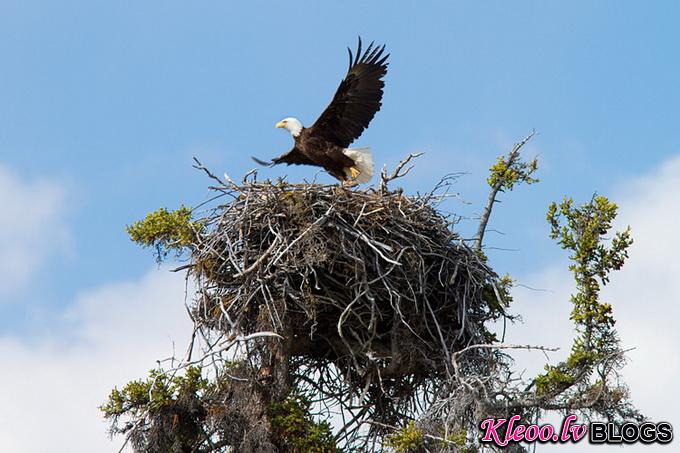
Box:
[0,164,70,298]
[506,155,680,450]
[0,268,191,452]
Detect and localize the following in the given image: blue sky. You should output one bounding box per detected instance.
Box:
[3,1,679,327]
[1,2,680,451]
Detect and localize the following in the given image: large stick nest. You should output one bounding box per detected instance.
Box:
[186,173,507,431]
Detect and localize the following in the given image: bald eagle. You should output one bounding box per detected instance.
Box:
[253,38,389,185]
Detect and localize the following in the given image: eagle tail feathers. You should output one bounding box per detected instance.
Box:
[342,147,374,184]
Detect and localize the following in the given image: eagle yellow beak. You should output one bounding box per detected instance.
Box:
[275,120,286,129]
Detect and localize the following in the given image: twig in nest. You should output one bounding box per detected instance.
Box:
[380,152,424,194]
[192,156,226,186]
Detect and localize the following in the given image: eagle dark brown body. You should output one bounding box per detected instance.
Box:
[290,129,355,181]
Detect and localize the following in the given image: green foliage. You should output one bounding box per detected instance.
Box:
[475,246,512,314]
[547,195,631,339]
[489,273,514,311]
[126,205,201,259]
[479,273,515,343]
[487,154,538,190]
[270,392,340,453]
[547,195,632,286]
[536,195,632,398]
[101,366,211,452]
[445,430,468,447]
[101,366,209,418]
[535,364,576,397]
[437,430,478,452]
[385,421,424,452]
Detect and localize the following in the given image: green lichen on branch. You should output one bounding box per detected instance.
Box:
[384,421,424,452]
[126,205,202,260]
[384,422,474,453]
[443,432,478,453]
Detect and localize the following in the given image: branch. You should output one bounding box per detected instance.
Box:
[474,130,536,251]
[380,152,424,194]
[192,156,226,186]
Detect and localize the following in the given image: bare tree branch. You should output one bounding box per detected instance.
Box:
[380,152,424,194]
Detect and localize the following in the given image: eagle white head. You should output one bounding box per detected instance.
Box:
[275,117,303,137]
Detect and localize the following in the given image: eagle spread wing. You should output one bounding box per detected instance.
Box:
[309,38,389,148]
[252,147,314,167]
